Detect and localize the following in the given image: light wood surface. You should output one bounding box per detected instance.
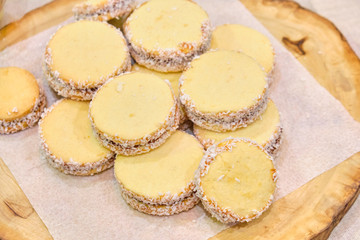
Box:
[0,0,360,239]
[0,158,53,240]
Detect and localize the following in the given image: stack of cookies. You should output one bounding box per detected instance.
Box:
[37,0,284,222]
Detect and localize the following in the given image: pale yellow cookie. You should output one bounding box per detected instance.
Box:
[193,99,282,156]
[124,0,211,72]
[39,99,116,175]
[195,138,277,223]
[180,50,268,132]
[0,67,46,134]
[114,131,204,205]
[73,0,136,21]
[90,72,179,155]
[44,20,131,100]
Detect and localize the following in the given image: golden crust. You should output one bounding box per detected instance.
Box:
[121,190,199,216]
[194,138,277,223]
[73,0,136,21]
[0,88,46,134]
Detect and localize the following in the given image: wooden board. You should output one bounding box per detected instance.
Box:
[0,158,53,240]
[0,0,359,239]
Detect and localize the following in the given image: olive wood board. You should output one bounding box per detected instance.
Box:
[0,0,359,239]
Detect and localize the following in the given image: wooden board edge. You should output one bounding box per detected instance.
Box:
[0,158,53,240]
[211,152,360,240]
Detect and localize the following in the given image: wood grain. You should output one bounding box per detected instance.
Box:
[0,0,82,51]
[0,158,53,240]
[212,152,360,240]
[240,0,360,122]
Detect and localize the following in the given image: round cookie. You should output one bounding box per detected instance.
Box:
[114,130,204,205]
[0,67,46,134]
[131,63,187,123]
[193,99,282,157]
[121,191,199,216]
[180,50,268,132]
[39,99,116,176]
[195,138,277,223]
[44,20,131,101]
[124,0,211,72]
[90,72,180,155]
[73,0,136,21]
[211,24,275,83]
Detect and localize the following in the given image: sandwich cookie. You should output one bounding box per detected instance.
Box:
[180,50,268,132]
[123,0,211,72]
[89,72,180,155]
[0,67,46,134]
[44,20,131,101]
[131,63,187,123]
[193,99,282,157]
[195,138,277,223]
[211,24,275,84]
[114,131,203,215]
[73,0,136,21]
[39,99,116,175]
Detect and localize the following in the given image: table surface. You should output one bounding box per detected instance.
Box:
[1,0,360,239]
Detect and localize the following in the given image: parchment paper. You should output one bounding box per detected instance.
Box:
[1,0,360,239]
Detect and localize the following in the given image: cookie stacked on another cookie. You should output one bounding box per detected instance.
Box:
[89,72,180,155]
[44,20,131,100]
[115,131,203,215]
[0,67,46,134]
[180,50,268,132]
[124,0,212,72]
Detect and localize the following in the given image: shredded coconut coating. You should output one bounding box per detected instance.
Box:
[121,190,199,216]
[73,0,136,21]
[43,22,131,101]
[89,77,180,155]
[194,137,277,223]
[38,99,116,176]
[0,88,46,134]
[124,19,212,72]
[179,73,269,132]
[193,124,283,158]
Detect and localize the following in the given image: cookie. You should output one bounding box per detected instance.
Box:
[180,50,268,132]
[39,99,116,175]
[0,67,46,134]
[123,0,211,72]
[44,20,131,100]
[89,72,180,155]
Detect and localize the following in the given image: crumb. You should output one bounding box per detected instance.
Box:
[217,174,224,181]
[12,107,18,113]
[117,82,124,92]
[235,177,240,183]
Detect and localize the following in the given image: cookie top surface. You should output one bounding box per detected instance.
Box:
[200,139,276,218]
[115,131,203,199]
[90,72,175,140]
[194,100,280,146]
[125,0,209,50]
[180,50,267,112]
[83,0,108,7]
[0,67,40,121]
[211,24,274,73]
[47,20,128,85]
[40,99,112,164]
[131,64,181,97]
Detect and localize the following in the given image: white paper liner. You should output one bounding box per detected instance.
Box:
[1,1,360,239]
